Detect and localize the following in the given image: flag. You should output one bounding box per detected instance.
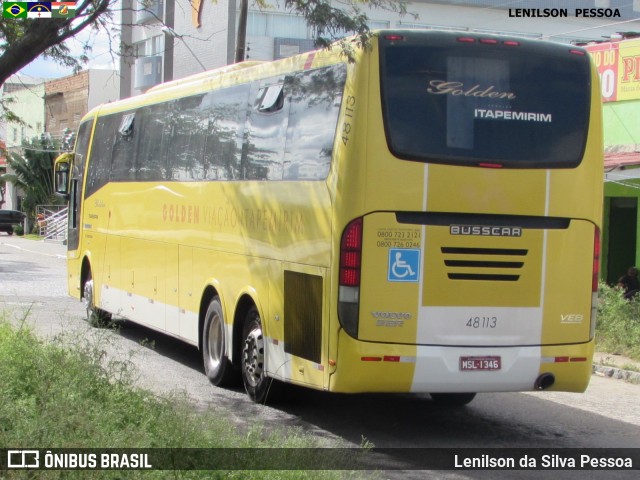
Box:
[26,2,51,18]
[3,2,27,18]
[52,1,75,18]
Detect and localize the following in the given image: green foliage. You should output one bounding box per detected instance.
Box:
[0,135,63,224]
[596,282,640,360]
[0,318,360,479]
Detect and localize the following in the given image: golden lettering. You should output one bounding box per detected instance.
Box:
[427,80,516,100]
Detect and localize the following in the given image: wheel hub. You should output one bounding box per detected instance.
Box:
[243,327,264,388]
[207,314,223,369]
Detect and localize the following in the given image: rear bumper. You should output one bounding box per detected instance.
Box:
[329,329,593,393]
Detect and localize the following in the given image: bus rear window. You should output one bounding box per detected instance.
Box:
[379,34,592,168]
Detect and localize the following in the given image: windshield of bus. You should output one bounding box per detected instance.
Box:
[379,32,592,168]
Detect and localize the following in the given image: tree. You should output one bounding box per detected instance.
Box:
[236,0,412,62]
[0,135,64,228]
[1,1,411,88]
[0,0,115,87]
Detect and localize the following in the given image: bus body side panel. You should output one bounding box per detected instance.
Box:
[81,178,333,387]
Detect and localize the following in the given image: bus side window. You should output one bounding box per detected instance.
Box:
[167,95,207,181]
[243,77,290,180]
[201,84,249,181]
[283,64,347,180]
[86,115,117,197]
[256,84,284,113]
[137,103,169,181]
[111,111,138,182]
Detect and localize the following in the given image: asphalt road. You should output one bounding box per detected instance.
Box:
[1,235,639,479]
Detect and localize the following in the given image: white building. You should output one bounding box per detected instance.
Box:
[119,0,640,98]
[0,70,119,212]
[1,77,47,211]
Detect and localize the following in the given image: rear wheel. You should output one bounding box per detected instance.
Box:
[241,306,273,403]
[202,296,237,386]
[430,392,476,407]
[83,271,112,328]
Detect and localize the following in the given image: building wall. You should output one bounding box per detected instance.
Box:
[120,0,640,98]
[44,70,119,139]
[4,82,46,149]
[45,71,90,139]
[172,0,234,78]
[2,82,46,212]
[88,70,120,110]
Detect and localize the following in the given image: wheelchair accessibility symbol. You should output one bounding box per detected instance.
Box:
[388,248,420,282]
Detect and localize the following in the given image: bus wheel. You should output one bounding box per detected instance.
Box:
[83,272,112,328]
[430,392,476,407]
[202,296,236,386]
[241,306,271,403]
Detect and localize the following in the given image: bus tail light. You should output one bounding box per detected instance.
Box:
[590,227,601,339]
[339,217,363,338]
[592,227,601,292]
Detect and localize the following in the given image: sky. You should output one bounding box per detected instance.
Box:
[16,7,121,81]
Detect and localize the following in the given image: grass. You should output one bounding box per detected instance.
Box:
[596,282,640,361]
[0,316,365,479]
[621,363,640,373]
[21,234,42,240]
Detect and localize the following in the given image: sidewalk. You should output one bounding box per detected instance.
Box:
[0,235,66,259]
[592,352,640,384]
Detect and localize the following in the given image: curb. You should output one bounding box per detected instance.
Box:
[592,364,640,384]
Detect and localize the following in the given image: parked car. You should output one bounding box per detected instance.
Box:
[0,209,25,235]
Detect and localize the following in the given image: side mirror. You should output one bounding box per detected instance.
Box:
[54,153,73,200]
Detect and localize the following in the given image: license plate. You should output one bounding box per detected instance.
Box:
[460,356,501,371]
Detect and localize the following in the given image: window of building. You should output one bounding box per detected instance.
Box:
[247,11,310,38]
[367,20,390,30]
[134,35,164,58]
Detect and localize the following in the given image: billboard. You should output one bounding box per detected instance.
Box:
[587,38,640,102]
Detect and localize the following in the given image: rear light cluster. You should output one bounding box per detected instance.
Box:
[590,227,601,339]
[592,227,601,293]
[340,218,362,286]
[339,217,363,338]
[457,36,520,47]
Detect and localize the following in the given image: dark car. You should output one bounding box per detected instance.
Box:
[0,209,25,235]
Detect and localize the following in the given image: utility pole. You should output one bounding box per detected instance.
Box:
[235,0,249,63]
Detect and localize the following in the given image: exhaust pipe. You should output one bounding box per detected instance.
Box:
[534,373,555,390]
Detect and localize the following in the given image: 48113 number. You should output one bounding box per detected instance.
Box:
[466,316,498,329]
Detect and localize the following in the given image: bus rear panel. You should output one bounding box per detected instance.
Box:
[331,31,602,395]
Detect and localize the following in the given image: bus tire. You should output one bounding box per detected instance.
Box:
[202,296,236,386]
[430,392,476,407]
[241,306,273,403]
[83,271,112,328]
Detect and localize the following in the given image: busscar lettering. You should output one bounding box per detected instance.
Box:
[450,225,522,237]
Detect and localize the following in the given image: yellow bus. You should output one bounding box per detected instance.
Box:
[55,30,603,405]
